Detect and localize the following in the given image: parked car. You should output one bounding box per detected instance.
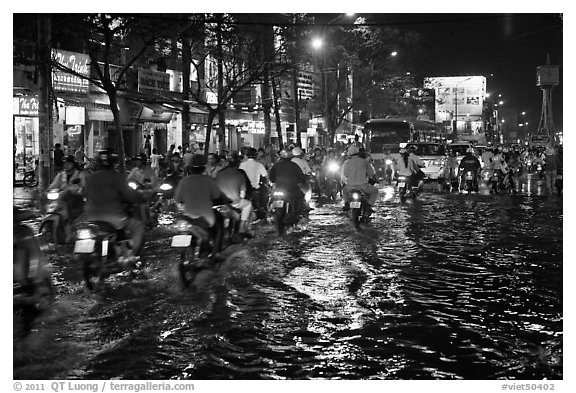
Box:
[404,142,447,181]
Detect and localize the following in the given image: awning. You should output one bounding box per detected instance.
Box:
[129,100,176,123]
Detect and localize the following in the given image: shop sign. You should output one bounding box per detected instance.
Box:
[138,68,170,94]
[52,49,90,93]
[15,96,40,116]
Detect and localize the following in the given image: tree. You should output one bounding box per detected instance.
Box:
[49,14,172,174]
[180,14,291,155]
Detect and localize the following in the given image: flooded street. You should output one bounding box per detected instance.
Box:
[13,174,563,380]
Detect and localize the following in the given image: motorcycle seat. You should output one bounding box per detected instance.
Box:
[85,221,128,240]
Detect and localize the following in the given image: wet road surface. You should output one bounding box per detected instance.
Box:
[13,174,562,380]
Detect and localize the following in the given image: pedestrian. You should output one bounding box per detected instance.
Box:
[74,146,86,169]
[544,146,560,195]
[182,146,195,175]
[143,135,151,158]
[150,148,162,176]
[53,143,64,173]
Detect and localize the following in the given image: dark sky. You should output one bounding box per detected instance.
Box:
[258,12,559,134]
[331,13,564,132]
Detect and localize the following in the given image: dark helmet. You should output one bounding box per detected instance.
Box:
[64,155,76,164]
[190,154,207,168]
[246,147,257,158]
[96,150,117,168]
[279,149,292,159]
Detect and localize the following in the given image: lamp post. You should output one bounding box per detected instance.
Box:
[312,13,354,146]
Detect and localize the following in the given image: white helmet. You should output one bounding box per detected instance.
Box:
[466,147,475,154]
[292,146,303,157]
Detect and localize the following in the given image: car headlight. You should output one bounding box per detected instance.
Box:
[160,183,173,191]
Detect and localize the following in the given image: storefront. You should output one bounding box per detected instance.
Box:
[13,96,39,181]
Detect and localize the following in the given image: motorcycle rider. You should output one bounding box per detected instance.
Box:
[175,154,232,254]
[458,147,482,192]
[407,145,426,187]
[80,150,146,258]
[341,145,378,215]
[492,147,509,186]
[127,153,159,187]
[46,155,86,242]
[239,147,269,221]
[269,149,307,220]
[291,146,313,176]
[396,148,419,188]
[215,151,255,238]
[320,148,342,195]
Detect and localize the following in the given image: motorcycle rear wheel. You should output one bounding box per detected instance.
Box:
[351,208,361,231]
[82,256,103,291]
[178,246,197,289]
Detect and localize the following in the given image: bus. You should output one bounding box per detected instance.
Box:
[363,118,448,181]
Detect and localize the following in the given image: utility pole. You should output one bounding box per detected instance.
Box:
[37,14,53,211]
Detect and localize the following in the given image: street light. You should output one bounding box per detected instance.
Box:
[311,13,355,145]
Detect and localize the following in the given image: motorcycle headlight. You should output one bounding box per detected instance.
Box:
[47,191,60,200]
[128,182,138,190]
[385,159,393,166]
[352,192,361,200]
[160,183,173,191]
[273,190,285,197]
[76,228,95,240]
[328,163,340,173]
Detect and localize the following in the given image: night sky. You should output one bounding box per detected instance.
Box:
[314,13,563,133]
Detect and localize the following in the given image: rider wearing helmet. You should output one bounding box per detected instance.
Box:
[341,145,378,214]
[127,153,159,187]
[458,147,482,191]
[269,148,307,216]
[239,147,269,220]
[215,151,255,237]
[291,146,312,176]
[81,150,146,256]
[175,153,232,252]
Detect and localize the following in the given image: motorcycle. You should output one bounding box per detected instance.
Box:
[39,181,85,245]
[23,169,38,188]
[397,175,419,203]
[72,218,144,291]
[269,187,308,235]
[13,208,53,333]
[536,163,545,179]
[171,205,240,289]
[349,188,370,230]
[490,170,508,194]
[128,180,166,228]
[322,161,341,201]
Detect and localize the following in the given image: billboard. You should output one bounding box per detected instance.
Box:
[423,76,486,121]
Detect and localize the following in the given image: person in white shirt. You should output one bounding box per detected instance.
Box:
[150,148,162,176]
[240,148,269,220]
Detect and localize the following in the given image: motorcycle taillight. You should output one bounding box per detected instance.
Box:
[352,192,361,200]
[173,220,193,232]
[76,228,95,240]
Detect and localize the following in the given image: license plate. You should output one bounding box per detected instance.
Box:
[74,239,95,253]
[398,182,405,188]
[272,200,284,208]
[350,201,362,209]
[171,234,192,247]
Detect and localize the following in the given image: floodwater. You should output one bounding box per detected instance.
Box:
[13,174,562,380]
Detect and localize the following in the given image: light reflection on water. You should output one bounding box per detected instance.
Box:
[19,179,561,380]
